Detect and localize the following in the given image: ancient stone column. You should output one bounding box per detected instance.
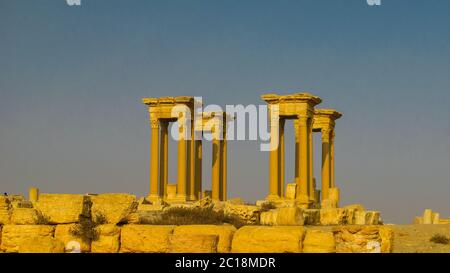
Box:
[294,119,299,189]
[221,139,227,201]
[177,118,187,201]
[194,139,202,200]
[150,118,160,200]
[278,118,285,197]
[297,116,309,203]
[159,121,169,198]
[188,119,196,201]
[308,118,315,201]
[423,209,433,224]
[268,109,280,200]
[212,135,221,201]
[29,187,39,202]
[330,130,335,188]
[321,127,332,201]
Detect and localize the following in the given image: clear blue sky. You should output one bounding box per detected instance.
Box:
[1,0,449,223]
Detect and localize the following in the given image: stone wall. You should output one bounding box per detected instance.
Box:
[0,193,390,253]
[0,223,393,253]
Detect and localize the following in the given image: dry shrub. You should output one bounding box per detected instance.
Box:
[69,212,107,242]
[141,207,248,228]
[260,202,276,212]
[430,234,449,244]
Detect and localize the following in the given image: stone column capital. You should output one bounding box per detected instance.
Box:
[321,127,331,141]
[150,118,159,129]
[297,116,309,127]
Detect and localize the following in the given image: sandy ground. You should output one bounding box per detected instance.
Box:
[390,224,450,253]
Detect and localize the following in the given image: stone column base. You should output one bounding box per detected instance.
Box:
[147,194,162,203]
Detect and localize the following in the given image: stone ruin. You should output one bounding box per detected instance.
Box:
[0,191,391,253]
[0,92,390,253]
[413,209,450,225]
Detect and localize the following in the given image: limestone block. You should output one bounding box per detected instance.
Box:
[19,237,65,253]
[432,212,440,224]
[285,183,297,200]
[379,226,393,253]
[413,216,423,224]
[223,204,260,225]
[303,229,336,253]
[260,210,278,226]
[120,225,175,253]
[320,208,348,225]
[345,208,356,225]
[365,211,381,225]
[256,200,269,207]
[321,199,338,209]
[276,207,304,226]
[173,225,236,253]
[10,208,42,225]
[303,209,320,225]
[169,234,218,253]
[193,197,214,209]
[55,224,91,253]
[167,184,177,199]
[333,225,393,253]
[34,194,91,224]
[0,196,11,225]
[29,187,39,202]
[231,226,305,253]
[354,211,380,225]
[91,193,138,224]
[423,209,433,224]
[344,204,366,212]
[439,219,450,224]
[0,225,55,252]
[91,224,120,253]
[354,211,366,225]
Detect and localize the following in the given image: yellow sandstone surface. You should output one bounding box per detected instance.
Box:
[0,196,11,225]
[260,207,304,226]
[333,225,393,253]
[260,210,278,226]
[231,226,305,253]
[173,225,236,253]
[223,204,260,225]
[10,208,41,225]
[54,224,91,253]
[0,225,55,253]
[91,193,137,224]
[302,229,336,253]
[276,207,304,226]
[320,208,348,225]
[19,237,64,253]
[91,224,121,253]
[34,194,90,224]
[120,225,175,253]
[169,234,218,253]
